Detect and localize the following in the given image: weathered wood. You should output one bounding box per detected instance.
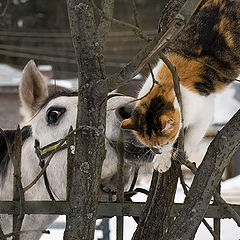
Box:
[64,0,108,239]
[116,129,124,240]
[12,126,24,240]
[1,201,240,219]
[132,163,180,240]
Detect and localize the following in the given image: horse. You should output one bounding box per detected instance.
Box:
[0,60,154,240]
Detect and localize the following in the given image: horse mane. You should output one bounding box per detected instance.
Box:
[0,126,32,181]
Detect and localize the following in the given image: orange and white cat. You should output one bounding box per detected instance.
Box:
[121,0,240,172]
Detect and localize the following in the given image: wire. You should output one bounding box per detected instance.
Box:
[0,44,75,58]
[0,49,76,64]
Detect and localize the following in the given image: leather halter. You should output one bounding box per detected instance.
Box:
[33,92,131,201]
[34,139,68,200]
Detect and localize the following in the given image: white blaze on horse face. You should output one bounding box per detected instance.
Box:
[30,96,78,148]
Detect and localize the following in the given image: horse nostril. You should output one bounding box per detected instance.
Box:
[117,106,132,120]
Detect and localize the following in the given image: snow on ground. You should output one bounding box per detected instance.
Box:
[213,82,240,125]
[40,176,240,240]
[0,64,21,86]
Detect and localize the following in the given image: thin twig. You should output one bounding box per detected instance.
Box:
[116,129,124,203]
[107,63,163,112]
[86,0,150,42]
[129,0,140,28]
[0,0,9,17]
[97,0,115,50]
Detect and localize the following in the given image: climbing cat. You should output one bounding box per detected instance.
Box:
[121,0,240,172]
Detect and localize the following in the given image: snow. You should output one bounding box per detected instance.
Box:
[0,64,22,86]
[213,82,240,124]
[48,79,77,90]
[0,63,78,89]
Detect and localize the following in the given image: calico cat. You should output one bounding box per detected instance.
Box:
[121,0,240,172]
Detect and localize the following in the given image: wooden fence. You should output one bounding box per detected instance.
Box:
[0,126,239,240]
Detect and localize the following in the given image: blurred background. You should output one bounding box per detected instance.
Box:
[0,0,163,128]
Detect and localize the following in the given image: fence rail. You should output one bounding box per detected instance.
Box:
[0,201,239,219]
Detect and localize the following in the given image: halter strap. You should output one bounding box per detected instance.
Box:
[34,139,68,201]
[35,139,67,160]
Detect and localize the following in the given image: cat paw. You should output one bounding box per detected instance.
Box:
[153,152,172,173]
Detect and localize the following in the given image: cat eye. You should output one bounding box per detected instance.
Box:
[46,107,66,125]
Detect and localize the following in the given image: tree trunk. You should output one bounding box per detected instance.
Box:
[64,1,108,239]
[132,162,180,240]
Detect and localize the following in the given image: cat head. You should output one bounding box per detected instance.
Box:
[121,85,181,154]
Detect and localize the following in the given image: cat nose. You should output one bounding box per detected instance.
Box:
[116,105,133,121]
[150,147,162,154]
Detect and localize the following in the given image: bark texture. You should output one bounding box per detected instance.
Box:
[162,109,240,240]
[132,162,180,240]
[64,1,108,239]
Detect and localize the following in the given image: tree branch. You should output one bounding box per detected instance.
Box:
[180,156,240,227]
[86,0,150,42]
[108,0,203,90]
[0,0,9,17]
[162,108,240,239]
[97,0,115,51]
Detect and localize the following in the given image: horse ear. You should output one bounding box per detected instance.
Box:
[121,118,138,131]
[19,60,48,118]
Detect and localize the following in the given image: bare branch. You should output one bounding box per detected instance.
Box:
[180,157,240,227]
[64,1,108,238]
[86,0,150,41]
[179,169,220,240]
[97,0,115,50]
[0,0,9,17]
[12,126,25,239]
[108,0,203,90]
[129,0,140,28]
[162,108,240,239]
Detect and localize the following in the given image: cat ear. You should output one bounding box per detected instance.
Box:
[160,116,174,132]
[121,118,138,131]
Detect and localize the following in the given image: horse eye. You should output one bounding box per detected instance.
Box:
[46,107,66,125]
